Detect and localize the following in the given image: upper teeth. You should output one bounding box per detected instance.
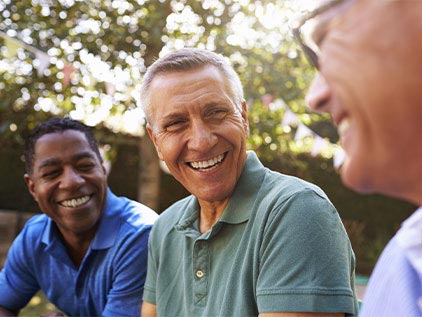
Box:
[60,195,90,208]
[338,119,350,137]
[190,154,224,169]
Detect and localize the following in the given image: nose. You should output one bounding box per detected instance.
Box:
[187,121,218,151]
[59,167,85,189]
[306,73,331,113]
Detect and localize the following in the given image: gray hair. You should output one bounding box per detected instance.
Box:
[140,48,244,122]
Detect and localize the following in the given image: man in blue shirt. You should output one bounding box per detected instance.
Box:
[294,1,422,315]
[0,118,158,316]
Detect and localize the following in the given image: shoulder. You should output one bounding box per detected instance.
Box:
[109,194,159,230]
[150,195,195,235]
[361,235,421,316]
[369,235,414,278]
[265,168,330,200]
[6,214,48,258]
[259,169,336,217]
[247,170,346,248]
[17,214,48,239]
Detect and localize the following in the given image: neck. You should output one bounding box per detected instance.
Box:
[58,228,96,267]
[198,198,229,233]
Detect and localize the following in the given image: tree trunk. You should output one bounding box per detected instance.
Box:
[138,134,161,212]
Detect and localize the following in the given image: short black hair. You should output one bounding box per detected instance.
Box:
[24,117,102,175]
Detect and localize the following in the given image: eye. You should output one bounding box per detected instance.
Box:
[78,163,95,171]
[164,119,188,132]
[42,169,61,179]
[77,159,96,171]
[207,108,228,120]
[79,163,96,171]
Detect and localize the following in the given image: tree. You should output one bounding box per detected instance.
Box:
[0,0,327,209]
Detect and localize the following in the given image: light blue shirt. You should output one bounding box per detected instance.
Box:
[0,188,158,316]
[360,207,422,316]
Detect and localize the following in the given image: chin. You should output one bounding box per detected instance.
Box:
[195,188,232,203]
[340,160,375,194]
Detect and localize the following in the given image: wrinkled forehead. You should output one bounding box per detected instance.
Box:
[149,66,231,106]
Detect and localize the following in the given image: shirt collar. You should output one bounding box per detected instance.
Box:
[91,188,121,249]
[175,151,266,238]
[41,217,57,246]
[219,151,266,224]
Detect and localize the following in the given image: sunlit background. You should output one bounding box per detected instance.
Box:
[1,1,418,315]
[0,0,317,135]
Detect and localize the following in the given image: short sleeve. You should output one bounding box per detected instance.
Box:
[142,226,158,305]
[0,230,39,311]
[256,189,357,316]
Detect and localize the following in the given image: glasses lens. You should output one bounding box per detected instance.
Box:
[294,0,350,69]
[293,16,320,69]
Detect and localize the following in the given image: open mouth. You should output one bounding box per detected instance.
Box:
[59,195,91,208]
[188,153,226,170]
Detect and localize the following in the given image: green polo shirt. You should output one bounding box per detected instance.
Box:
[143,151,357,316]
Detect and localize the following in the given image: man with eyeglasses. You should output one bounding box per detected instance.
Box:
[293,1,422,316]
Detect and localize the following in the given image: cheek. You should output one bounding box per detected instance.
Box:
[32,187,49,208]
[156,137,182,162]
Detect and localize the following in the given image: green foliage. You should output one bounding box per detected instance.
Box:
[0,0,323,144]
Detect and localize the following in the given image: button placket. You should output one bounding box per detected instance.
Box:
[192,240,209,306]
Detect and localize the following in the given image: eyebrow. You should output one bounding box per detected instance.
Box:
[160,112,185,122]
[37,152,97,171]
[159,101,227,120]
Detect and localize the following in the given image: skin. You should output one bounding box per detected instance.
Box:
[306,0,422,205]
[143,65,344,317]
[0,307,17,317]
[1,130,107,316]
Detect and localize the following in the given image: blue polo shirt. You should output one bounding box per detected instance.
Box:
[0,188,158,316]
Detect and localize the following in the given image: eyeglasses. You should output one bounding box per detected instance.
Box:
[292,0,348,69]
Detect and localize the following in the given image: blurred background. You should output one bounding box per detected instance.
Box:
[0,0,415,314]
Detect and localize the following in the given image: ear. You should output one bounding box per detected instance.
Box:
[240,100,250,135]
[101,162,108,177]
[24,173,38,202]
[146,123,164,161]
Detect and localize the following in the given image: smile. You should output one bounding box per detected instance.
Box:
[189,154,225,170]
[338,118,350,139]
[59,195,91,208]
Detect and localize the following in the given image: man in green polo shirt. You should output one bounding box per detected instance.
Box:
[140,48,357,317]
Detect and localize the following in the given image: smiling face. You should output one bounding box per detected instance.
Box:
[146,65,249,206]
[25,130,107,241]
[306,1,422,204]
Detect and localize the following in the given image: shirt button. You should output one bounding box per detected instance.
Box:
[196,270,204,278]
